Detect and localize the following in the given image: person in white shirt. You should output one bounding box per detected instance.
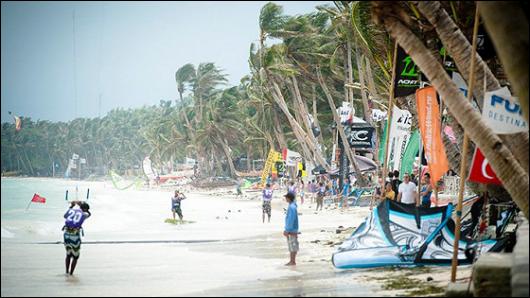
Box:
[397,173,418,206]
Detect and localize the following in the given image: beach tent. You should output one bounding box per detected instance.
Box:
[332,199,508,269]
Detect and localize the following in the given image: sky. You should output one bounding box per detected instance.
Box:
[1,1,330,123]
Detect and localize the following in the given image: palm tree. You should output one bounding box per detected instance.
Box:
[478,2,528,123]
[175,63,196,102]
[371,1,529,218]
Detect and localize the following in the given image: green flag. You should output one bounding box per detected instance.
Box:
[399,129,420,179]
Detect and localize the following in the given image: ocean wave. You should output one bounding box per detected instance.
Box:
[1,227,15,238]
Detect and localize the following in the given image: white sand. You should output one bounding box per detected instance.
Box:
[1,180,467,296]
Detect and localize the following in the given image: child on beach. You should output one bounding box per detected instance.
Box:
[283,192,299,266]
[171,190,187,221]
[262,183,273,223]
[63,200,91,275]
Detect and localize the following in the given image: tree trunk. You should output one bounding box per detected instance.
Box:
[364,56,381,101]
[246,145,252,172]
[219,138,236,178]
[317,68,368,187]
[415,1,529,172]
[354,43,373,125]
[478,1,529,123]
[272,111,288,149]
[272,80,331,170]
[311,84,326,147]
[290,76,329,168]
[377,12,529,218]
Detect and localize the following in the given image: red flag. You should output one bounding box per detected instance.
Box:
[468,148,502,185]
[31,193,46,203]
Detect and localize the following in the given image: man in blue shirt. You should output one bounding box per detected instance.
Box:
[338,178,350,209]
[283,192,299,266]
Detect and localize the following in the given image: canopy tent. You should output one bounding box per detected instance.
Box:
[332,199,509,269]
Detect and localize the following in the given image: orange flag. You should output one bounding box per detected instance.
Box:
[416,86,449,187]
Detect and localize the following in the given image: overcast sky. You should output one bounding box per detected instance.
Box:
[1,1,329,123]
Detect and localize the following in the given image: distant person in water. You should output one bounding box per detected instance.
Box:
[283,192,299,266]
[63,200,91,275]
[262,183,273,223]
[171,190,187,221]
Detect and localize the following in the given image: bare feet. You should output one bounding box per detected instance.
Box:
[284,262,296,266]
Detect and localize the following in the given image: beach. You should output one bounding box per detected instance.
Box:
[2,177,469,296]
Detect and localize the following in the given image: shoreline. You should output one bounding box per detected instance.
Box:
[2,178,472,296]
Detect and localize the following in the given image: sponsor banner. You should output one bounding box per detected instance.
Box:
[337,102,354,124]
[394,46,421,98]
[400,129,420,180]
[468,148,502,185]
[387,106,412,171]
[347,125,375,149]
[416,86,449,186]
[482,87,527,134]
[371,109,387,122]
[282,148,303,166]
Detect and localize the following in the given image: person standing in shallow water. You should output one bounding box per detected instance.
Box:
[171,190,186,221]
[63,200,91,275]
[283,192,299,266]
[262,183,273,223]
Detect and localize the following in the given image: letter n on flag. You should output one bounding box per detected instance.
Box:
[468,148,502,185]
[416,86,449,187]
[31,193,46,203]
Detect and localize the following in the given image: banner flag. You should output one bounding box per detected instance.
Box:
[468,148,502,185]
[416,86,449,186]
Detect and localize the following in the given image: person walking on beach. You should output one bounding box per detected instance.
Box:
[262,183,273,223]
[338,178,350,209]
[288,180,297,197]
[299,180,305,205]
[63,200,91,275]
[419,173,433,208]
[283,192,299,266]
[171,190,187,221]
[316,182,326,211]
[235,178,243,199]
[397,173,418,206]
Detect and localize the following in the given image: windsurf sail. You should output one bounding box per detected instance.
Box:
[332,199,507,269]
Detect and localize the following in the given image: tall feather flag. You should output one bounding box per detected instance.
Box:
[416,86,449,187]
